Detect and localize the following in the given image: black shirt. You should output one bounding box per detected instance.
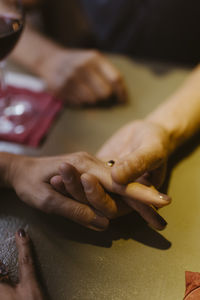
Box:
[42,0,200,64]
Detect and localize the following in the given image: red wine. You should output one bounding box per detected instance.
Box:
[0,15,23,61]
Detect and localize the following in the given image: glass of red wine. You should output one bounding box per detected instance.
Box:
[0,0,32,136]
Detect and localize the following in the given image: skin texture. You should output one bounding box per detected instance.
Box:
[110,64,200,185]
[0,230,45,300]
[97,120,169,186]
[1,152,170,232]
[51,166,168,231]
[50,64,200,232]
[50,120,170,231]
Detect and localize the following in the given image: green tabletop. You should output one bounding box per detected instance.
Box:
[1,56,199,300]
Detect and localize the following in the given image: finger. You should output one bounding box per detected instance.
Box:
[59,163,88,204]
[81,173,118,218]
[125,197,167,230]
[62,77,96,106]
[16,229,37,285]
[69,82,96,105]
[50,175,66,195]
[42,185,109,231]
[80,66,112,100]
[111,147,165,184]
[97,58,127,103]
[64,153,171,208]
[80,169,168,227]
[115,182,171,208]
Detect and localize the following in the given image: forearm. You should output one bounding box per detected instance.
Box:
[147,65,200,153]
[11,24,63,77]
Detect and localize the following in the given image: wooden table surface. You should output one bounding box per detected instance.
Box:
[0,56,199,300]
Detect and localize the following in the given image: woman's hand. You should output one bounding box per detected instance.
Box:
[97,120,171,187]
[7,152,170,231]
[0,229,44,300]
[39,49,127,106]
[91,119,172,229]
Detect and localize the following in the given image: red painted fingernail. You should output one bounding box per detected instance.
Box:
[18,228,26,238]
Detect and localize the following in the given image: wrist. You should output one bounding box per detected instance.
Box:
[37,46,67,81]
[146,109,187,155]
[142,117,177,155]
[0,153,19,188]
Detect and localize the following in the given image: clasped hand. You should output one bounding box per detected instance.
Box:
[7,120,171,231]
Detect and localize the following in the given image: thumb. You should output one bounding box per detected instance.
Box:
[111,147,164,185]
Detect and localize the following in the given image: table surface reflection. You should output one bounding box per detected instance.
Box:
[1,56,199,300]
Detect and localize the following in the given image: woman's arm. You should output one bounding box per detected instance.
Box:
[99,64,200,184]
[147,64,200,153]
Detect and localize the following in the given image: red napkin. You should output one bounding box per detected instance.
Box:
[0,86,63,147]
[184,271,200,299]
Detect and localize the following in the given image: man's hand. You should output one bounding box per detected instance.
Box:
[39,49,127,106]
[0,229,44,300]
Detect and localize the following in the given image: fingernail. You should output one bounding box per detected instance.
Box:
[91,215,108,231]
[18,228,26,238]
[159,193,171,203]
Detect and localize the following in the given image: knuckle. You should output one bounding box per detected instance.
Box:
[76,151,89,158]
[75,151,93,163]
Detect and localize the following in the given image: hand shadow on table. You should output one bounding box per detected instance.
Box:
[0,193,171,251]
[78,94,126,109]
[38,132,200,250]
[40,211,171,250]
